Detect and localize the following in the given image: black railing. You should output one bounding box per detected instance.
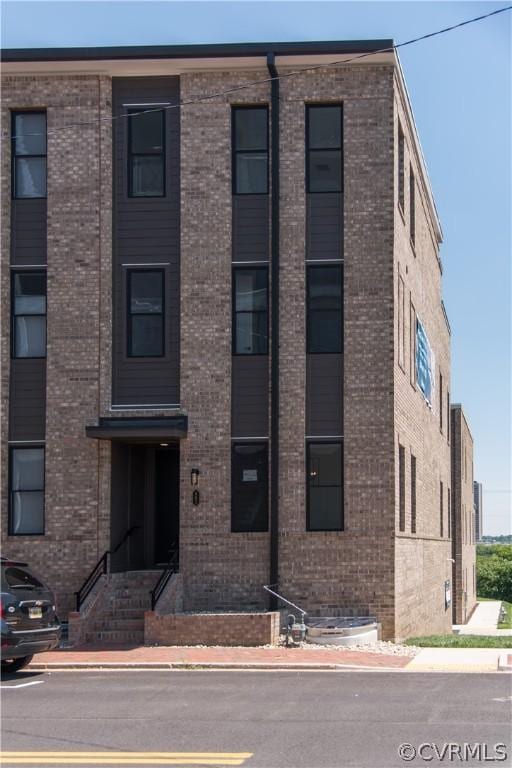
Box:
[150,541,179,610]
[74,526,140,611]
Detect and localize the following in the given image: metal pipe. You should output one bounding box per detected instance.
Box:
[266,52,280,610]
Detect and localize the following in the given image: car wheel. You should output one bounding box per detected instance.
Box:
[1,655,34,674]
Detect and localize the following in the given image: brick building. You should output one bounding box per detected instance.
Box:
[451,405,477,624]
[1,40,454,641]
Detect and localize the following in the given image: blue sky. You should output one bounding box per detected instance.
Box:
[2,1,511,535]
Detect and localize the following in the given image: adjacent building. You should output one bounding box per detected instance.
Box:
[1,40,454,641]
[474,481,483,542]
[450,405,477,624]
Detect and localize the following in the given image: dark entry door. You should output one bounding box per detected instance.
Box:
[154,448,180,565]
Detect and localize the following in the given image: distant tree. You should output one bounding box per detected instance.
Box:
[477,552,512,602]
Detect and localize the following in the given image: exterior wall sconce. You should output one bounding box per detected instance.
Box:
[191,468,200,486]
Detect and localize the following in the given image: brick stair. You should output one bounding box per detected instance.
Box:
[84,570,161,645]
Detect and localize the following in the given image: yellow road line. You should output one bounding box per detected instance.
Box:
[0,753,252,766]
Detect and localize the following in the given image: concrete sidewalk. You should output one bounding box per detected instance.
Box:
[407,647,511,673]
[26,644,511,673]
[455,600,512,637]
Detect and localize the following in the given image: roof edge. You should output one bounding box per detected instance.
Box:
[1,39,394,63]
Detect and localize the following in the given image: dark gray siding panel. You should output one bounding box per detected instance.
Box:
[112,77,180,406]
[306,354,343,436]
[306,193,343,261]
[232,195,269,262]
[11,199,47,265]
[232,356,269,437]
[9,359,46,441]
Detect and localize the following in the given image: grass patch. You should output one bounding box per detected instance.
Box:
[405,635,512,648]
[498,601,512,629]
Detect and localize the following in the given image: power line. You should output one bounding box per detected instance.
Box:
[2,3,511,143]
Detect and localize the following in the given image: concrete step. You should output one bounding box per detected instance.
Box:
[92,618,144,632]
[89,629,145,644]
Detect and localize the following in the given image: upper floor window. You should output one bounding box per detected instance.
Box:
[233,267,268,354]
[409,168,416,247]
[399,444,406,532]
[12,112,47,199]
[231,442,268,532]
[9,447,45,535]
[398,122,405,212]
[232,106,268,194]
[306,105,343,193]
[128,109,165,197]
[307,265,343,353]
[12,271,46,358]
[127,269,164,357]
[307,442,343,531]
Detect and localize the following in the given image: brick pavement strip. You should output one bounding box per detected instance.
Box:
[28,646,409,670]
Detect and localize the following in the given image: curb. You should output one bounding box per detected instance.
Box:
[28,661,404,672]
[498,653,512,672]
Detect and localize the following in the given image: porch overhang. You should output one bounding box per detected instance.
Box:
[85,415,188,442]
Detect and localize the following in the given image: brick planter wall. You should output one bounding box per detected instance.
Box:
[145,611,280,647]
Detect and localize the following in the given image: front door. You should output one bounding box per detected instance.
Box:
[110,443,179,571]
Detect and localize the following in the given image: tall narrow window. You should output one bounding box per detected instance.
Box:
[233,268,268,354]
[306,105,343,193]
[440,481,444,537]
[409,168,416,248]
[398,274,405,370]
[12,111,47,198]
[307,442,343,531]
[399,444,405,532]
[307,265,342,354]
[398,122,405,212]
[127,270,164,357]
[439,371,443,433]
[128,109,165,197]
[447,391,450,444]
[448,487,451,538]
[411,454,417,534]
[410,299,417,386]
[232,107,268,194]
[9,447,45,535]
[231,442,268,532]
[12,271,46,358]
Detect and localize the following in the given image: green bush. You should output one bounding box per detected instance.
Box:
[477,548,512,602]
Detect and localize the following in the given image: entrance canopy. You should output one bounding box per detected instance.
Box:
[85,415,188,442]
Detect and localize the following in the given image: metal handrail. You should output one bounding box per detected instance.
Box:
[150,541,179,611]
[74,525,140,611]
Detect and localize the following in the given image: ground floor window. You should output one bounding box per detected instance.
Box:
[9,446,45,535]
[307,441,343,531]
[231,442,268,532]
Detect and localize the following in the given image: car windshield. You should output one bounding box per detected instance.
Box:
[1,566,44,590]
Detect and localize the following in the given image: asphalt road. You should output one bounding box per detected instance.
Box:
[1,670,511,767]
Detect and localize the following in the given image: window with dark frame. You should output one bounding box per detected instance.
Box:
[127,269,164,357]
[12,111,47,199]
[409,168,416,248]
[399,444,405,532]
[231,442,268,532]
[307,442,343,531]
[128,109,165,197]
[11,271,46,359]
[306,104,343,193]
[440,480,444,537]
[439,371,443,433]
[447,390,450,444]
[411,454,417,534]
[9,446,45,535]
[448,487,451,539]
[410,299,417,386]
[232,106,268,194]
[398,122,405,212]
[233,268,268,354]
[398,273,405,370]
[307,265,343,354]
